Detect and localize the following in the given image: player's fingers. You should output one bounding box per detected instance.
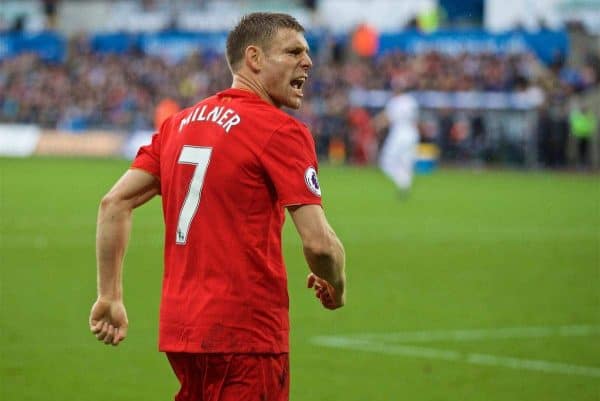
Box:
[112,327,120,345]
[307,273,316,288]
[116,326,128,344]
[326,296,342,310]
[109,326,118,345]
[104,325,115,345]
[90,319,104,334]
[320,293,333,306]
[320,294,335,308]
[112,328,122,346]
[314,276,332,291]
[96,321,108,341]
[318,284,339,309]
[323,280,336,298]
[93,320,106,335]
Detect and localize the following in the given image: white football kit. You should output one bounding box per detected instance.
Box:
[379,92,419,191]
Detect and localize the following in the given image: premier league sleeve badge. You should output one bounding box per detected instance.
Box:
[304,166,321,197]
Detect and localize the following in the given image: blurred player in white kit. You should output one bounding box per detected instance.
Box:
[375,77,419,196]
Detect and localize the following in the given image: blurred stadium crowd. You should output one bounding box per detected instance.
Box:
[1,0,599,168]
[2,37,598,165]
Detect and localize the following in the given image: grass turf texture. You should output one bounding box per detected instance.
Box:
[1,157,598,401]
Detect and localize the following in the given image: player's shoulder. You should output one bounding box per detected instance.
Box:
[266,114,315,150]
[278,113,308,130]
[260,109,315,147]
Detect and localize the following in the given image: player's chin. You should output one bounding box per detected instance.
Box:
[284,97,302,109]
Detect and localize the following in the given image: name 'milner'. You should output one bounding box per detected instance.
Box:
[179,105,241,134]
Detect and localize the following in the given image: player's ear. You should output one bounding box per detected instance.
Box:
[244,45,262,73]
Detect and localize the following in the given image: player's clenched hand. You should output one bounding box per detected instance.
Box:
[307,273,344,310]
[89,298,129,346]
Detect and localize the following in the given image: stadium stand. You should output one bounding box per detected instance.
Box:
[0,0,598,168]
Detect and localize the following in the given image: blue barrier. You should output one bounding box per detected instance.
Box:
[1,29,568,66]
[90,30,325,60]
[378,29,569,64]
[138,31,227,62]
[0,31,65,62]
[90,32,139,54]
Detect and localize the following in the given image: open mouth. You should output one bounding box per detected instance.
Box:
[290,77,306,91]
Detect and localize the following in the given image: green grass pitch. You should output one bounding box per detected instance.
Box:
[1,157,598,401]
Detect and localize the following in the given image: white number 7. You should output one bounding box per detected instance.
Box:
[176,146,212,245]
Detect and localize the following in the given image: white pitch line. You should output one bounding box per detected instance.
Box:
[347,324,600,343]
[311,338,600,378]
[312,337,461,361]
[466,353,600,378]
[311,325,600,378]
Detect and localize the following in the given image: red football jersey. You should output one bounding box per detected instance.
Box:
[132,89,322,353]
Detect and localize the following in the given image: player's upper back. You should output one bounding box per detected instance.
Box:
[173,88,295,147]
[142,88,320,246]
[161,86,314,176]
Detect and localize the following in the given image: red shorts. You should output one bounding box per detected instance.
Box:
[166,353,289,401]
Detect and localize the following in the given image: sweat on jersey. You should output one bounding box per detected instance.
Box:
[132,88,322,354]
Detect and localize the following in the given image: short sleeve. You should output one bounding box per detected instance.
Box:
[261,120,323,207]
[131,131,161,179]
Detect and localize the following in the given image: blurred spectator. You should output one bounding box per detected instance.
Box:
[350,23,379,58]
[42,0,59,30]
[154,98,180,130]
[569,105,597,168]
[538,101,569,168]
[347,106,377,165]
[320,92,350,163]
[10,15,26,33]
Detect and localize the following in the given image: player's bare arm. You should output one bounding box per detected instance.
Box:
[288,204,346,309]
[90,169,160,346]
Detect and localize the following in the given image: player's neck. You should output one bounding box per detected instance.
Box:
[231,73,278,108]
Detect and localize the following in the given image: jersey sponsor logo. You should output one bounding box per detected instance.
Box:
[304,166,321,197]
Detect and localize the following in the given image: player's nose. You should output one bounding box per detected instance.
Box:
[301,53,313,70]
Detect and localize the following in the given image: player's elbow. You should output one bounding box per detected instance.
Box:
[99,192,129,214]
[99,193,114,211]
